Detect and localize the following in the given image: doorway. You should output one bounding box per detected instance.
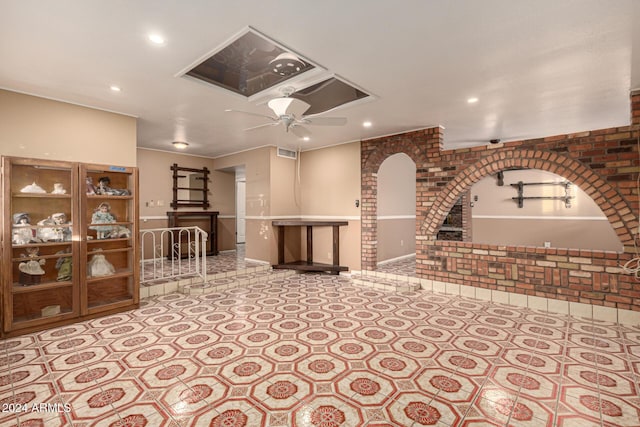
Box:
[236,178,246,244]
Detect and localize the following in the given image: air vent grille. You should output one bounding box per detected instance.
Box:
[277,147,297,159]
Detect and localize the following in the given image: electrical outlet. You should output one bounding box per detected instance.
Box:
[148,200,155,208]
[157,200,164,207]
[544,241,551,248]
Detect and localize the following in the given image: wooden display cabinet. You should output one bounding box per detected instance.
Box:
[2,157,79,336]
[1,157,139,337]
[80,163,139,316]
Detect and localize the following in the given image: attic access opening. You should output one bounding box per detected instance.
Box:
[184,28,315,97]
[180,27,372,114]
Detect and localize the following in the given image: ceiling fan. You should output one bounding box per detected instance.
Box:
[225,87,347,138]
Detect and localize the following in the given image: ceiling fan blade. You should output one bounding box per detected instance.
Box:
[303,116,347,126]
[225,109,277,122]
[288,98,311,117]
[290,125,311,138]
[244,122,280,132]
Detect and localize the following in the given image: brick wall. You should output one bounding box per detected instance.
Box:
[361,91,640,310]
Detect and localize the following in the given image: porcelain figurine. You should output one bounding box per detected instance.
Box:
[37,212,71,242]
[12,212,37,245]
[55,250,72,281]
[87,252,115,277]
[20,182,46,193]
[86,176,97,195]
[19,247,46,277]
[90,202,116,239]
[96,176,130,196]
[51,183,67,194]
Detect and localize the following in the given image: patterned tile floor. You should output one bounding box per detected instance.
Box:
[2,256,640,426]
[377,256,416,277]
[141,245,266,286]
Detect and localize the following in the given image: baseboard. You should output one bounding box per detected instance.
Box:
[377,253,416,265]
[244,257,270,265]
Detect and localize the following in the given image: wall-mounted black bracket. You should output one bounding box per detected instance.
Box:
[510,181,573,208]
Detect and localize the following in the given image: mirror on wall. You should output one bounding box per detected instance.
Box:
[170,164,210,209]
[436,168,623,252]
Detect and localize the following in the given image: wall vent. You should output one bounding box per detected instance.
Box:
[277,147,297,159]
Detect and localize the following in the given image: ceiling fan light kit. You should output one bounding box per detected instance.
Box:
[269,52,305,76]
[268,97,297,117]
[206,30,367,139]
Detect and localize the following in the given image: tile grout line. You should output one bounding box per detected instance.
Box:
[552,309,573,427]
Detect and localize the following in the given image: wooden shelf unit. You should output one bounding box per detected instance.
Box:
[272,220,348,275]
[1,157,139,337]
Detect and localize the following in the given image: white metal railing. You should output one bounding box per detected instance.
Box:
[140,226,207,284]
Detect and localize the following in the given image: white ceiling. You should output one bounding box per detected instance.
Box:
[1,0,638,158]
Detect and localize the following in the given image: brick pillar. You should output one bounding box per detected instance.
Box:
[632,89,640,126]
[461,190,472,241]
[361,171,377,271]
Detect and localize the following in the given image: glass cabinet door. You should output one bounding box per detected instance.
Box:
[2,157,79,333]
[80,164,139,314]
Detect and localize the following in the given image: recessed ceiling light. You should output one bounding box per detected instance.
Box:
[303,136,310,141]
[148,34,166,45]
[172,141,188,149]
[110,85,121,92]
[467,97,479,104]
[363,121,372,128]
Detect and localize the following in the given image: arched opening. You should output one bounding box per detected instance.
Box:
[421,149,636,249]
[376,153,416,274]
[468,168,623,251]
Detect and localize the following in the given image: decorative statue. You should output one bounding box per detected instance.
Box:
[12,212,37,245]
[90,202,116,239]
[96,176,130,196]
[18,247,46,285]
[55,250,72,281]
[88,251,115,277]
[106,224,131,239]
[20,182,46,193]
[51,183,67,194]
[86,176,97,195]
[37,212,71,242]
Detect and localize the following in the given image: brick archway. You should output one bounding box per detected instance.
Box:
[361,103,639,309]
[360,128,442,271]
[421,149,636,246]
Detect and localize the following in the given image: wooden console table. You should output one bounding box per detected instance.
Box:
[272,220,348,274]
[167,211,219,257]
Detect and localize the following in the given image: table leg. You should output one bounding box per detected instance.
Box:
[306,226,313,264]
[332,225,340,275]
[278,226,285,264]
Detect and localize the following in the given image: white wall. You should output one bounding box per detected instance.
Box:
[377,153,416,262]
[471,169,622,251]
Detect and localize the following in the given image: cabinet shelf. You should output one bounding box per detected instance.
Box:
[12,253,73,262]
[87,237,131,244]
[88,247,132,256]
[12,280,73,293]
[86,194,134,200]
[13,310,76,327]
[12,193,72,199]
[88,221,132,227]
[87,297,135,314]
[12,241,72,249]
[86,269,133,283]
